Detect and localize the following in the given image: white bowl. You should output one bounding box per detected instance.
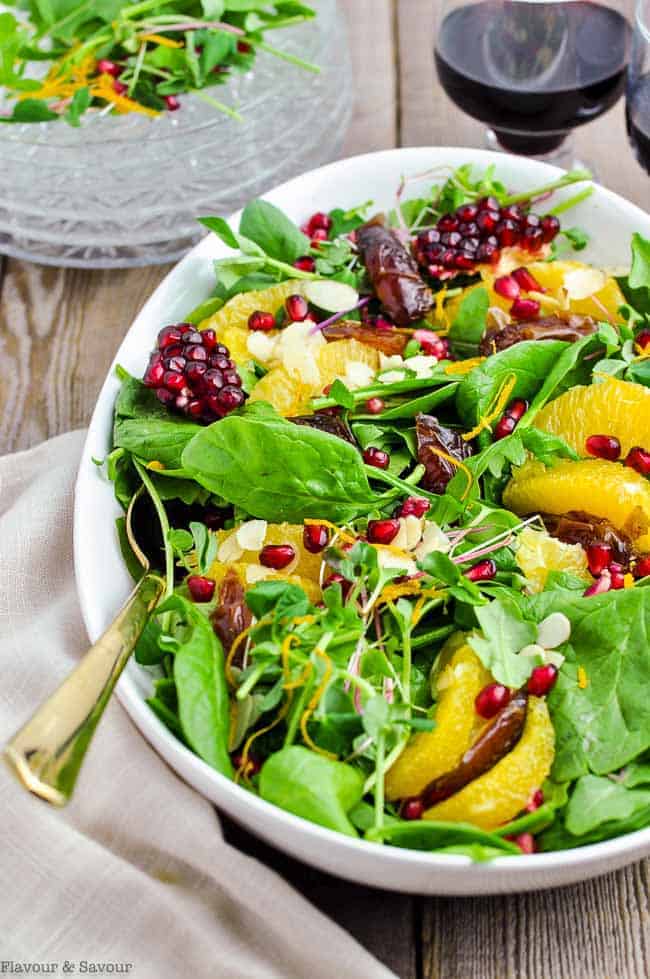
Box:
[75,147,650,895]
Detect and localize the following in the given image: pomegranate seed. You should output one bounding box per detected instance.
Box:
[584,572,611,596]
[477,241,499,263]
[509,833,536,854]
[506,398,528,421]
[285,294,309,322]
[610,567,626,589]
[441,231,462,247]
[586,542,612,576]
[465,558,496,582]
[402,798,424,821]
[586,434,621,461]
[231,751,261,775]
[363,446,390,469]
[478,195,500,211]
[413,328,447,358]
[259,544,296,570]
[293,255,316,272]
[456,203,478,222]
[112,79,127,95]
[143,362,165,387]
[527,664,558,696]
[164,371,186,392]
[367,518,400,545]
[419,228,441,244]
[375,316,394,331]
[187,575,216,602]
[454,252,476,270]
[477,209,500,234]
[165,95,180,111]
[248,310,275,331]
[526,788,544,812]
[437,213,459,232]
[625,446,650,475]
[97,59,121,76]
[365,397,385,414]
[636,329,650,350]
[522,227,544,252]
[237,40,252,53]
[157,325,183,348]
[511,297,541,319]
[311,228,328,245]
[494,274,520,299]
[500,204,523,222]
[216,386,245,413]
[201,328,217,350]
[496,219,519,247]
[511,266,545,293]
[523,213,541,229]
[634,555,650,578]
[475,683,511,718]
[323,572,352,598]
[494,414,517,440]
[399,496,430,518]
[307,211,332,233]
[540,215,561,243]
[303,523,329,553]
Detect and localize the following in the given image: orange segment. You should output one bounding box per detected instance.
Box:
[208,561,321,604]
[423,696,554,830]
[503,458,650,543]
[534,377,650,459]
[249,366,312,416]
[515,526,589,593]
[316,338,380,383]
[385,640,491,801]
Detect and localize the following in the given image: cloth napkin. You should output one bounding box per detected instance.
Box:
[0,430,395,979]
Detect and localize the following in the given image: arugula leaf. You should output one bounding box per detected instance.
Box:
[468,595,537,687]
[259,746,364,836]
[64,86,90,127]
[239,199,309,263]
[181,403,391,522]
[448,287,489,358]
[524,587,650,780]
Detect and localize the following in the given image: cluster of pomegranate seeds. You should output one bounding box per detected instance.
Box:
[398,496,431,518]
[493,397,529,441]
[301,211,332,248]
[401,798,425,821]
[494,266,543,321]
[413,328,450,359]
[412,197,560,279]
[303,523,330,553]
[626,446,650,475]
[527,664,558,696]
[363,446,390,469]
[464,558,496,582]
[475,682,511,718]
[259,544,296,570]
[187,575,216,602]
[143,323,246,423]
[585,434,621,461]
[367,518,400,545]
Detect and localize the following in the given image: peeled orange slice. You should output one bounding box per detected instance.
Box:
[423,696,554,830]
[534,377,650,459]
[515,526,589,593]
[504,458,650,543]
[385,640,491,801]
[210,522,324,583]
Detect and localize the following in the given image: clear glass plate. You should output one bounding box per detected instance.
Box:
[0,0,352,268]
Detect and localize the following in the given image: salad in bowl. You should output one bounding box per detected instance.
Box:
[101,157,650,867]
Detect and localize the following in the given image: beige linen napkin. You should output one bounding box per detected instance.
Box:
[0,430,396,979]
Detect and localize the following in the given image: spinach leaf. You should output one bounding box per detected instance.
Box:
[113,373,199,468]
[366,819,519,854]
[468,594,537,687]
[181,403,387,522]
[361,382,459,420]
[259,746,364,836]
[564,775,650,836]
[448,287,489,358]
[239,199,309,263]
[162,594,233,778]
[628,233,650,296]
[524,587,650,780]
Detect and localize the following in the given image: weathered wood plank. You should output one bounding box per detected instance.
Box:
[342,0,397,155]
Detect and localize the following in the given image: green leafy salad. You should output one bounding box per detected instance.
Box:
[105,161,650,860]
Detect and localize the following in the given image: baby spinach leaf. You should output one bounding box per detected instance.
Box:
[468,594,536,687]
[366,819,519,854]
[162,594,233,778]
[448,287,489,358]
[564,775,650,836]
[259,746,364,836]
[181,404,385,522]
[524,587,650,780]
[113,373,200,468]
[359,382,459,421]
[239,199,309,263]
[628,233,650,296]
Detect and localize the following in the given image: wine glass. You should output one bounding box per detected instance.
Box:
[626,0,650,173]
[434,0,633,165]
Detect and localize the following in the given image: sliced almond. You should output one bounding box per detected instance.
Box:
[563,266,607,301]
[415,521,451,560]
[217,532,244,563]
[236,519,268,552]
[303,280,359,313]
[536,611,571,650]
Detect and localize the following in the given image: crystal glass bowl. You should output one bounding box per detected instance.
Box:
[0,0,351,268]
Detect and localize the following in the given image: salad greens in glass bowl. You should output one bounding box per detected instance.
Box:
[80,148,650,892]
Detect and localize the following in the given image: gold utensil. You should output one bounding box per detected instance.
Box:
[4,491,164,806]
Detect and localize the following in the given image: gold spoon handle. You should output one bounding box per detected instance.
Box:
[4,572,165,806]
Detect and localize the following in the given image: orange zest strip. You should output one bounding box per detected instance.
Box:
[412,594,427,627]
[304,517,356,545]
[425,444,474,500]
[299,647,337,759]
[461,372,517,441]
[225,624,254,686]
[90,74,161,117]
[236,696,292,782]
[138,33,185,47]
[281,634,313,690]
[577,666,588,690]
[444,357,486,376]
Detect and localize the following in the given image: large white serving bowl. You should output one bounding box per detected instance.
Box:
[75,147,650,895]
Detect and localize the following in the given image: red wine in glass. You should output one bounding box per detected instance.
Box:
[435,1,632,159]
[627,76,650,173]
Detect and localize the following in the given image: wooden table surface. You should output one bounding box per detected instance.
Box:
[2,2,650,976]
